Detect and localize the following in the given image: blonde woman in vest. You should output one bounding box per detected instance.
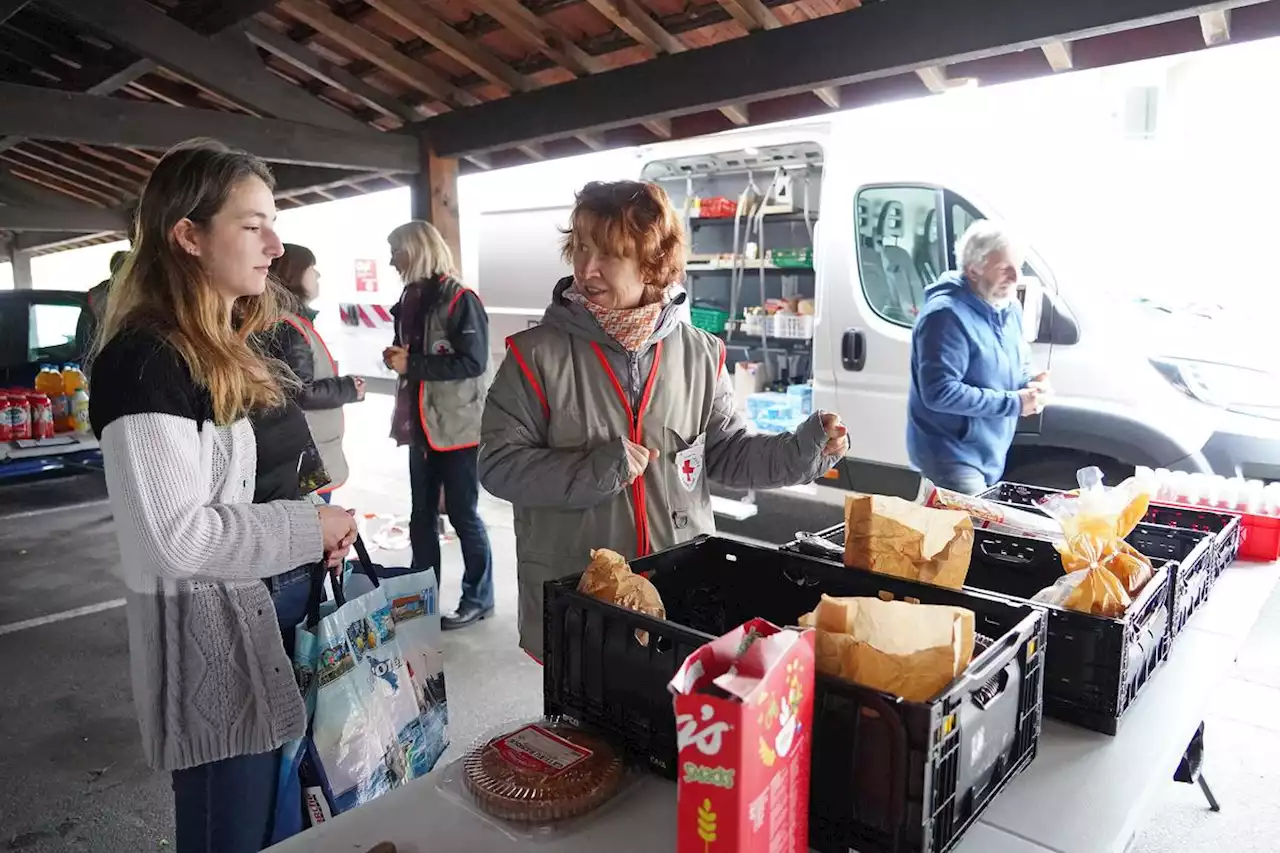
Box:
[383,220,494,631]
[87,139,359,852]
[263,243,367,500]
[480,181,850,660]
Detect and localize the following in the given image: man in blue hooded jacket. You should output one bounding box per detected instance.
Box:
[907,220,1050,494]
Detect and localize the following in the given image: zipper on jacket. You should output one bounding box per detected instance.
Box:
[591,341,664,557]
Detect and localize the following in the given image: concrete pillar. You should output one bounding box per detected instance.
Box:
[12,250,32,289]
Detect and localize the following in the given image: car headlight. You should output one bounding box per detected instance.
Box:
[1151,357,1280,418]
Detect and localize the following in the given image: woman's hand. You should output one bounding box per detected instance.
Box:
[352,376,367,401]
[623,438,657,484]
[820,413,849,457]
[319,505,357,567]
[382,346,408,375]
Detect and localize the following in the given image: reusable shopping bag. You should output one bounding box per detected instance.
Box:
[270,537,447,843]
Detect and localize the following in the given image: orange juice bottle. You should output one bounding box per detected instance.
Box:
[34,366,64,430]
[60,364,86,432]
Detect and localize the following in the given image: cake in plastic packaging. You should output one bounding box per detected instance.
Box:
[461,719,625,824]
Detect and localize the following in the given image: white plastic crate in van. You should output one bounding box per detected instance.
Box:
[770,313,814,339]
[741,313,767,336]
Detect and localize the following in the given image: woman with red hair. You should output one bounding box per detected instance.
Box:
[479,180,849,659]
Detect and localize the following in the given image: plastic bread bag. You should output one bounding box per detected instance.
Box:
[1032,467,1155,615]
[921,482,1066,542]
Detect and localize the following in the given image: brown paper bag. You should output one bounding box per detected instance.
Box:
[578,548,666,645]
[844,494,974,589]
[799,594,976,702]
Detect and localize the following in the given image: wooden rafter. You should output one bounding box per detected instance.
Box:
[464,0,602,76]
[0,162,114,207]
[0,1,32,27]
[585,0,750,126]
[366,0,530,94]
[8,143,137,195]
[277,0,478,109]
[44,0,369,132]
[714,0,839,110]
[241,21,421,124]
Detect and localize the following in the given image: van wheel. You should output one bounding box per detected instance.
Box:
[1003,451,1134,492]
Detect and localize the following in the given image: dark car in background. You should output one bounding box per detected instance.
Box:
[0,289,92,389]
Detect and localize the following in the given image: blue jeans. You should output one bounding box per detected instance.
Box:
[409,444,494,611]
[171,571,312,852]
[925,464,990,496]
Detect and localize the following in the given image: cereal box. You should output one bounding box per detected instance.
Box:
[668,619,816,853]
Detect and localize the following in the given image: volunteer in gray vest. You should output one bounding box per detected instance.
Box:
[480,180,851,660]
[263,243,366,500]
[383,220,494,631]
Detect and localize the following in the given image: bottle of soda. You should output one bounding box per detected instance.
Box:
[35,366,64,430]
[31,393,54,439]
[72,388,91,434]
[60,364,87,433]
[0,391,10,442]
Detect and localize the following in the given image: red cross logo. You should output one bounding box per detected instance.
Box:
[682,459,697,480]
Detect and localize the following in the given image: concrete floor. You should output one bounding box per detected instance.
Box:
[0,394,1276,851]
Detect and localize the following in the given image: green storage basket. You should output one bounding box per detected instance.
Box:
[771,248,813,268]
[689,306,729,334]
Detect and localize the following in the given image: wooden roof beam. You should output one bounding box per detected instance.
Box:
[0,1,33,27]
[464,0,602,76]
[714,3,840,110]
[1200,10,1231,45]
[44,0,369,133]
[1041,40,1074,71]
[420,0,1250,156]
[366,0,529,94]
[277,0,478,109]
[240,21,421,124]
[0,82,420,171]
[585,1,751,130]
[0,202,128,233]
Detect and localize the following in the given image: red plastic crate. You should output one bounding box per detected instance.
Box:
[696,196,737,218]
[1238,513,1280,562]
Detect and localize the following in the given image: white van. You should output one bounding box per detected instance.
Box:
[472,112,1280,531]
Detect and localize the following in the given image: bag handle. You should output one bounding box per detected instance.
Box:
[303,534,383,628]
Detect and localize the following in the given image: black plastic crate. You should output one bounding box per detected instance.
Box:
[544,536,1046,853]
[980,482,1243,580]
[979,482,1234,632]
[1128,525,1215,636]
[787,525,1172,736]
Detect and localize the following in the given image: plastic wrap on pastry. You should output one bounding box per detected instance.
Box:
[462,721,624,823]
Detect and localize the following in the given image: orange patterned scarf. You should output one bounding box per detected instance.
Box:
[565,290,665,353]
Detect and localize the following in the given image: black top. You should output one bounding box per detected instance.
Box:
[88,327,325,502]
[249,399,321,502]
[89,329,213,438]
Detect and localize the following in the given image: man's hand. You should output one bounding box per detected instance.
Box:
[1018,387,1044,417]
[1027,371,1052,396]
[382,346,408,375]
[820,413,849,457]
[623,438,657,484]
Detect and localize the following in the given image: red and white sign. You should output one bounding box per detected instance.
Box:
[355,259,379,293]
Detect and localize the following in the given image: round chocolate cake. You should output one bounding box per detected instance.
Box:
[462,722,624,823]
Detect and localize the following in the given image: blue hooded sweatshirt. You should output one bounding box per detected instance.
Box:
[907,272,1031,486]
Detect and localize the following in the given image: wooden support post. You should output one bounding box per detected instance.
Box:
[12,249,33,289]
[411,139,462,279]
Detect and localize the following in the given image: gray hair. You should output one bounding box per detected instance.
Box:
[956,219,1016,273]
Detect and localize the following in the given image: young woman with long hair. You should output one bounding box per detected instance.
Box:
[383,220,494,631]
[88,139,358,853]
[261,243,366,501]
